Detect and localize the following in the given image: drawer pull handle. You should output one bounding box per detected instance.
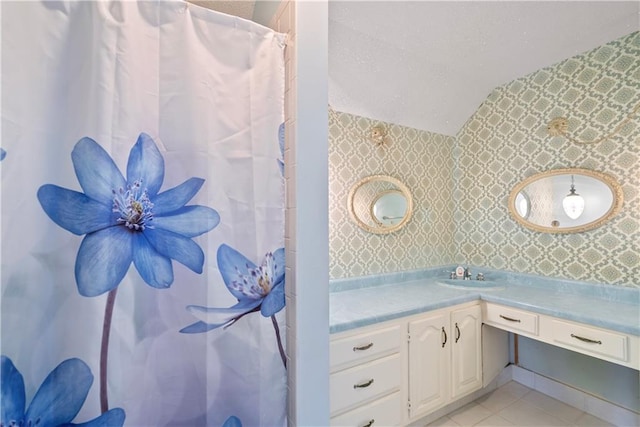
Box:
[353,379,374,389]
[499,314,521,323]
[455,323,461,343]
[442,327,447,348]
[353,343,374,351]
[361,419,375,427]
[571,334,602,345]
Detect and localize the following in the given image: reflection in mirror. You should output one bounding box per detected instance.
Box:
[348,175,413,234]
[515,191,530,219]
[371,190,407,226]
[508,168,623,234]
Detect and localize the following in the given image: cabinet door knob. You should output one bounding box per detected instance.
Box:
[455,323,461,343]
[571,334,602,345]
[353,342,374,351]
[353,378,374,389]
[361,419,375,427]
[441,327,447,348]
[499,314,521,323]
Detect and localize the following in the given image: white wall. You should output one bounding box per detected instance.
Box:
[271,1,330,425]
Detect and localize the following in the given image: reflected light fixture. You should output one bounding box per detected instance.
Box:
[562,175,585,220]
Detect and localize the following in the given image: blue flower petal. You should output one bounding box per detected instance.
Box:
[0,148,6,161]
[76,228,133,297]
[181,300,262,333]
[37,185,115,235]
[1,356,25,426]
[179,321,223,334]
[64,408,126,427]
[223,415,243,427]
[278,122,285,155]
[153,178,205,215]
[144,228,204,274]
[132,233,174,288]
[153,206,220,237]
[261,281,285,317]
[217,244,257,300]
[25,358,92,426]
[272,247,285,283]
[126,133,164,197]
[72,137,126,206]
[278,122,285,176]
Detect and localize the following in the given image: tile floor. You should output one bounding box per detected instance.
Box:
[426,381,616,427]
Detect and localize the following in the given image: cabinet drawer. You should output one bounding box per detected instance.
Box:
[484,303,538,335]
[330,391,402,427]
[331,325,401,371]
[551,320,628,362]
[330,353,401,415]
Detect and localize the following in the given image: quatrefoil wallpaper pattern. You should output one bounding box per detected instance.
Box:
[328,111,457,279]
[454,31,639,286]
[330,31,639,287]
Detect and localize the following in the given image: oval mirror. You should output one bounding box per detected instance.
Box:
[348,175,413,234]
[508,168,623,234]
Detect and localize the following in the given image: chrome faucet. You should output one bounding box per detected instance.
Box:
[463,266,471,280]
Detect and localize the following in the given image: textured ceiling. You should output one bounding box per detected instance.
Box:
[329,1,640,136]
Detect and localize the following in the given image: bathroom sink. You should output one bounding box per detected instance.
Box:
[436,279,504,291]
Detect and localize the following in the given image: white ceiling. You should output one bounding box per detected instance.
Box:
[329,1,640,136]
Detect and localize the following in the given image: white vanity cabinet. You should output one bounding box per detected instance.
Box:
[407,303,482,421]
[329,302,483,426]
[483,302,639,370]
[330,322,405,426]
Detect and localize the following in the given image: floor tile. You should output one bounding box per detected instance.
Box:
[448,403,493,426]
[520,390,583,423]
[476,387,521,413]
[572,413,615,427]
[584,394,640,427]
[428,379,626,427]
[498,400,571,426]
[426,415,461,426]
[534,374,584,411]
[473,414,515,426]
[498,381,532,399]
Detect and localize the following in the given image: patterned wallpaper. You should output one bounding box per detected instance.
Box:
[328,110,456,279]
[330,32,639,286]
[455,31,640,287]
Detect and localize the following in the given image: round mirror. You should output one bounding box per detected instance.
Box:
[508,168,623,233]
[348,175,413,234]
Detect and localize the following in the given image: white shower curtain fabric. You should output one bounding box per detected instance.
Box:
[1,2,286,426]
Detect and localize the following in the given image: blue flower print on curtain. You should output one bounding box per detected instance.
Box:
[36,133,220,413]
[0,148,6,161]
[181,244,286,367]
[37,133,220,296]
[0,356,125,427]
[277,122,284,176]
[222,416,242,427]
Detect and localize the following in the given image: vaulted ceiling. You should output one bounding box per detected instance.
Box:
[186,1,638,136]
[329,1,639,136]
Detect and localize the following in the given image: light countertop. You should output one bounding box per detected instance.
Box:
[330,269,640,335]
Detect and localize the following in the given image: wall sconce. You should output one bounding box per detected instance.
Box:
[328,105,391,152]
[562,175,585,220]
[547,102,639,144]
[367,124,391,149]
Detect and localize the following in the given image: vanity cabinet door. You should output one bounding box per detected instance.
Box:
[407,312,450,419]
[451,305,482,399]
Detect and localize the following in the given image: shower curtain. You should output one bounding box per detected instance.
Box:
[1,1,286,426]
